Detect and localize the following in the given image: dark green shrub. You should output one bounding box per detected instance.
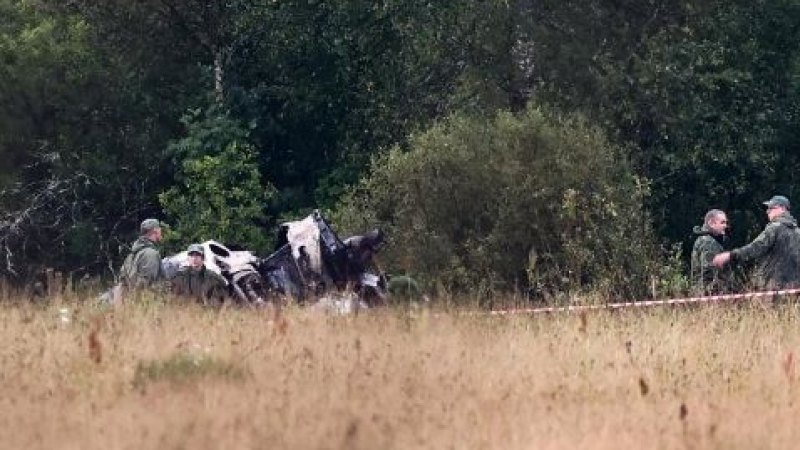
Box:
[334,106,662,298]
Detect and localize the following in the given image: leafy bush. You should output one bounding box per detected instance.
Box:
[334,106,662,298]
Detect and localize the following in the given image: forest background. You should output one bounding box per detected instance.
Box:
[1,0,799,299]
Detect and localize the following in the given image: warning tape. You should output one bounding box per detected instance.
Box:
[481,287,800,316]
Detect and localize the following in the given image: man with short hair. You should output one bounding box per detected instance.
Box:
[713,195,800,289]
[171,244,227,305]
[119,218,164,290]
[690,209,731,294]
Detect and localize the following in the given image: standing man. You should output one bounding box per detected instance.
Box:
[713,195,800,290]
[171,244,227,305]
[119,218,164,291]
[691,209,730,294]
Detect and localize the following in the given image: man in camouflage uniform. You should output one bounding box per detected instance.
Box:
[690,209,731,294]
[171,244,227,305]
[714,195,800,290]
[119,218,164,290]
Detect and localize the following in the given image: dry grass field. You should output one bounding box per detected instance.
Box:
[1,296,800,449]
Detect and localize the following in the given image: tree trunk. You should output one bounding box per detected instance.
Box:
[214,50,224,103]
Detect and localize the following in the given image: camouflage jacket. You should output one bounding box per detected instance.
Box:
[690,225,730,294]
[119,237,162,290]
[731,212,800,289]
[171,266,227,304]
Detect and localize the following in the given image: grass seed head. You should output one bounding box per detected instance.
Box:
[88,329,102,364]
[638,377,649,396]
[782,351,795,383]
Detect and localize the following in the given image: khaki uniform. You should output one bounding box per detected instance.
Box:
[171,266,227,304]
[119,237,162,290]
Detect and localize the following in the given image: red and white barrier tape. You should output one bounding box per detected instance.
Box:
[483,287,800,316]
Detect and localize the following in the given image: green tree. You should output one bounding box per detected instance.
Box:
[623,0,800,247]
[159,109,275,253]
[0,0,172,276]
[514,0,800,247]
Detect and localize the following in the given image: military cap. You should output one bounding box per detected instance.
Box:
[187,244,204,256]
[763,195,791,210]
[139,218,163,234]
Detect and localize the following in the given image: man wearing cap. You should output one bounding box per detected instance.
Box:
[118,218,164,291]
[171,244,227,305]
[690,209,733,294]
[713,196,800,289]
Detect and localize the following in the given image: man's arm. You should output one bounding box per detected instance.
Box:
[731,225,777,264]
[713,225,777,268]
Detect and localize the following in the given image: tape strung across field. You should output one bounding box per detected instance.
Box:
[484,287,800,316]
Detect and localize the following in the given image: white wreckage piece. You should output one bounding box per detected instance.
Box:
[155,211,386,313]
[282,214,324,279]
[277,211,387,307]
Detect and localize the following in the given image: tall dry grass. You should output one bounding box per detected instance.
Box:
[1,297,799,449]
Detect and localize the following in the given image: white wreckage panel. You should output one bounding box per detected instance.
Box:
[283,215,323,277]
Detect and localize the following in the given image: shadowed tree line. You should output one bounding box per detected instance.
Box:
[1,0,799,296]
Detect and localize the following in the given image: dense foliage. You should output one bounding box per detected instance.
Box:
[334,107,661,297]
[159,108,275,254]
[1,0,799,295]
